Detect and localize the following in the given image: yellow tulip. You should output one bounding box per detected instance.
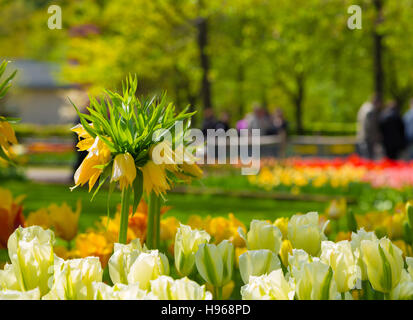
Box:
[49,201,81,242]
[26,208,52,230]
[186,215,206,230]
[160,217,180,242]
[274,217,289,240]
[235,247,248,268]
[111,153,136,190]
[279,240,293,268]
[0,188,25,248]
[73,231,113,268]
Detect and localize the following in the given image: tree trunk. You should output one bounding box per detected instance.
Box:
[196,16,212,110]
[294,74,305,135]
[373,0,384,105]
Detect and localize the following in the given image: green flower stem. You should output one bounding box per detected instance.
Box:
[341,292,345,300]
[362,280,373,300]
[384,292,391,300]
[118,187,131,244]
[147,191,161,249]
[278,254,288,275]
[215,286,223,300]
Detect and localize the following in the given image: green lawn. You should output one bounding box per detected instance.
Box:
[1,180,329,231]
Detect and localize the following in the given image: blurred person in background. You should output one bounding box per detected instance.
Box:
[403,98,413,159]
[236,116,249,132]
[379,101,406,160]
[248,103,273,135]
[272,108,288,158]
[216,111,230,131]
[357,94,382,159]
[201,108,217,136]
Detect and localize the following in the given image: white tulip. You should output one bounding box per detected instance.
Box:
[7,226,55,296]
[288,212,327,256]
[320,240,360,293]
[241,269,295,300]
[239,249,281,284]
[43,256,103,300]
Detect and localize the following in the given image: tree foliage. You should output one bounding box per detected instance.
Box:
[1,0,413,131]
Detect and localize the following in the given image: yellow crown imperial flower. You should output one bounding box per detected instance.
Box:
[111,153,137,190]
[70,75,197,246]
[73,136,111,192]
[0,60,18,164]
[141,160,170,196]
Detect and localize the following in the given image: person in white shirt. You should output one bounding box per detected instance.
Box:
[356,94,382,159]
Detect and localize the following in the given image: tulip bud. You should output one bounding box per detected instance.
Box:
[195,240,234,288]
[360,238,404,293]
[150,275,212,300]
[273,217,289,240]
[43,256,103,300]
[279,240,293,268]
[239,220,282,254]
[239,249,281,284]
[241,269,295,300]
[174,224,211,276]
[288,212,327,256]
[326,199,346,220]
[7,226,55,296]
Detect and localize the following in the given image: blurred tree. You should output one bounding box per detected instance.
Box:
[2,0,413,132]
